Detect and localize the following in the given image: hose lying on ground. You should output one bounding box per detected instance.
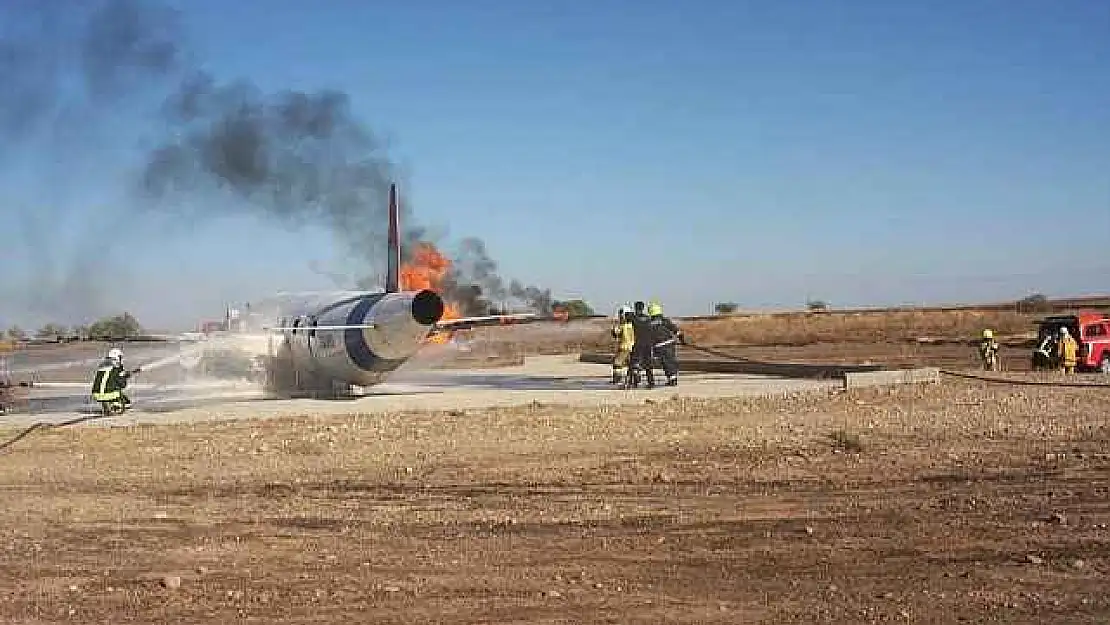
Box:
[0,413,108,454]
[934,369,1110,388]
[679,341,1110,389]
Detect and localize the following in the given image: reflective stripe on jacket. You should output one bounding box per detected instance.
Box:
[649,315,681,346]
[91,366,122,401]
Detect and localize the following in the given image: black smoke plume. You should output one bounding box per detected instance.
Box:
[1,0,555,328]
[0,0,181,150]
[442,238,553,316]
[139,69,555,315]
[139,73,400,265]
[0,0,183,326]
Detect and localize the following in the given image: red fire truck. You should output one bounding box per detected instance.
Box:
[1031,311,1110,373]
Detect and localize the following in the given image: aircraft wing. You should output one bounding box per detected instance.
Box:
[263,312,593,333]
[432,313,539,331]
[263,323,378,331]
[264,314,540,333]
[430,310,607,332]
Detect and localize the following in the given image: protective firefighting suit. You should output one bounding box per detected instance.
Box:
[628,302,655,388]
[90,350,133,408]
[610,307,636,384]
[979,329,1000,371]
[647,302,683,385]
[1057,328,1078,374]
[1034,333,1056,370]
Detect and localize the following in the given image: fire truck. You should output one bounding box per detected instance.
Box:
[1031,311,1110,373]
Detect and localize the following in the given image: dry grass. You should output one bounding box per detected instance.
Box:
[682,309,1039,346]
[461,309,1043,358]
[0,381,1108,622]
[453,319,613,359]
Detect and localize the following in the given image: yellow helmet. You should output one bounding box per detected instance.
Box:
[647,302,663,316]
[982,329,993,339]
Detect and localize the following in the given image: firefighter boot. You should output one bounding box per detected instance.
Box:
[625,367,640,390]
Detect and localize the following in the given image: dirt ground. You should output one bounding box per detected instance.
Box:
[1,378,1107,624]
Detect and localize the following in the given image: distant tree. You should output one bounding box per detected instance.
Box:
[806,299,830,312]
[552,299,595,319]
[71,325,90,341]
[6,326,27,341]
[1016,292,1051,313]
[87,313,142,340]
[714,302,739,315]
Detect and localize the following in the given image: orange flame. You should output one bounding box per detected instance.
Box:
[400,241,459,344]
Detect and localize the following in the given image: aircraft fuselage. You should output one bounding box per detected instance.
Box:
[263,288,446,393]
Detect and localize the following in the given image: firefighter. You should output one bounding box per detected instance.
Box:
[0,345,10,414]
[1033,331,1056,370]
[647,302,684,386]
[90,348,136,409]
[1057,327,1078,374]
[979,329,1000,371]
[610,306,635,384]
[628,301,655,388]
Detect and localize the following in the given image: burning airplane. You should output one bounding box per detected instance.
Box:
[232,184,538,397]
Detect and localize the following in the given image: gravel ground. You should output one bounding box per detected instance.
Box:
[0,378,1107,623]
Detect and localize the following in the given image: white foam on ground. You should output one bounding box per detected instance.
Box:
[5,356,839,428]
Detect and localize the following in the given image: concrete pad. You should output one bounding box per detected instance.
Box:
[1,355,840,428]
[842,367,941,390]
[579,352,884,379]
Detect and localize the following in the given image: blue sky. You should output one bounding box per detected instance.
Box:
[2,0,1109,329]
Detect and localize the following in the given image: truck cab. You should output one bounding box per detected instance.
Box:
[1032,312,1110,373]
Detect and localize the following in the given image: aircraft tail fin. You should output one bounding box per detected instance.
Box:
[385,183,401,293]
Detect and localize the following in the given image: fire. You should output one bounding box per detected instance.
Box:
[400,241,459,344]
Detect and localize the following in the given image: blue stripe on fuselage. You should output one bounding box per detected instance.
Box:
[343,295,406,372]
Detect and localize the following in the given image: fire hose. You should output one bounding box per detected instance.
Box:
[679,342,1110,389]
[0,367,144,454]
[933,369,1110,388]
[0,413,111,454]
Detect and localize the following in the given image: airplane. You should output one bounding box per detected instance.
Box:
[246,183,548,398]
